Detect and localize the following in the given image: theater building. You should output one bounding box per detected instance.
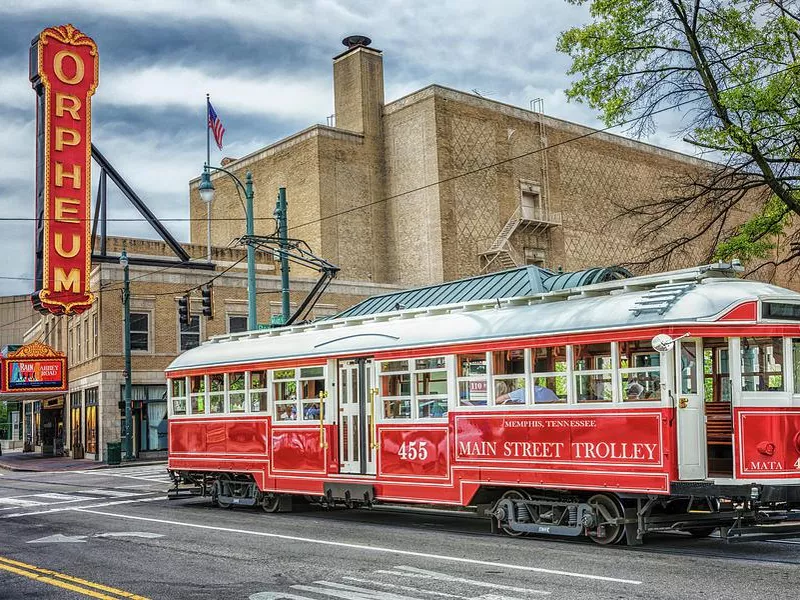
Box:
[191,37,795,289]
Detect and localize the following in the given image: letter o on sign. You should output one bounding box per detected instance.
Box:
[53,50,84,85]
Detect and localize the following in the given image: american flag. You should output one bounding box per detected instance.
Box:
[207,99,225,150]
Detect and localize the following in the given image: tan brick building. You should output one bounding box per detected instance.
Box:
[17,236,401,460]
[192,38,789,290]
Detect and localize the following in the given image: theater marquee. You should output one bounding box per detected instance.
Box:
[29,24,98,315]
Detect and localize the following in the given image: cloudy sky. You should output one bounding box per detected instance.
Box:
[0,0,696,296]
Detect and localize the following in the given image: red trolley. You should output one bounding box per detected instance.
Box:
[166,263,800,544]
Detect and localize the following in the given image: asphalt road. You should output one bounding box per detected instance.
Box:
[1,466,798,600]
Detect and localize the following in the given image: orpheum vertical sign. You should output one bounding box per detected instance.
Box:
[29,24,98,315]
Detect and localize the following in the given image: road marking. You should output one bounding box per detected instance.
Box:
[378,566,550,595]
[343,576,464,598]
[0,497,46,508]
[94,532,164,539]
[74,508,642,585]
[0,555,149,600]
[0,494,162,519]
[28,534,87,543]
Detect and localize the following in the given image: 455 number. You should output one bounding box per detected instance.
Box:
[398,440,429,461]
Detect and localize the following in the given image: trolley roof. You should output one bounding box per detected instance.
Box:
[166,263,800,373]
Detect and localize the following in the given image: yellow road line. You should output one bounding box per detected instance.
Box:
[0,556,149,600]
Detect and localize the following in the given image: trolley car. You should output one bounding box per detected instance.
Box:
[166,262,800,544]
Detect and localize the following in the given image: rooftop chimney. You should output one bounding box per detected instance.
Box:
[333,35,384,138]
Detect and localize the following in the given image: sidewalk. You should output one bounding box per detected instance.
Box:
[0,450,166,473]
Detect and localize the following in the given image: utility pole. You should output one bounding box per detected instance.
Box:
[245,172,257,330]
[120,249,133,460]
[275,187,290,324]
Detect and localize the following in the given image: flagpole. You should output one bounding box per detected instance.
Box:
[205,93,211,263]
[206,93,211,167]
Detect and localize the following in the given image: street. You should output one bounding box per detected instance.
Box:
[0,466,797,599]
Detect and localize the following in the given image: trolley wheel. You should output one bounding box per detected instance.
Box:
[214,475,233,509]
[586,493,625,545]
[498,489,531,537]
[261,493,282,513]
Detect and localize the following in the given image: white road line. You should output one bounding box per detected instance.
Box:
[381,567,550,596]
[294,581,418,600]
[342,576,464,598]
[0,495,162,519]
[73,508,642,585]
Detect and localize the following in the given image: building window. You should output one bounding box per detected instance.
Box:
[68,327,74,362]
[76,323,82,362]
[69,391,82,449]
[93,314,98,356]
[228,315,248,334]
[130,312,149,352]
[84,317,90,359]
[180,315,201,351]
[520,181,543,220]
[84,387,98,455]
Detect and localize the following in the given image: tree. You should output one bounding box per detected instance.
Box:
[557,0,800,275]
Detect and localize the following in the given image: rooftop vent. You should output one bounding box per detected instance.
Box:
[342,35,372,48]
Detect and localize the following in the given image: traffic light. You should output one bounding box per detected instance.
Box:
[201,285,213,319]
[178,294,190,326]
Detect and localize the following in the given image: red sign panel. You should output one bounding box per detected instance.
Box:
[453,412,664,468]
[379,427,450,478]
[5,359,66,392]
[736,408,800,478]
[32,24,98,315]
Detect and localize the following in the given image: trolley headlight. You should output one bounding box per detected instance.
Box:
[750,486,760,500]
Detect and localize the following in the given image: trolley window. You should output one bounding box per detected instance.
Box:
[574,343,613,403]
[300,368,325,421]
[209,373,224,414]
[170,377,187,415]
[458,353,488,406]
[619,341,661,402]
[740,337,784,392]
[793,339,800,394]
[189,375,205,415]
[415,357,448,418]
[493,350,526,405]
[531,346,567,404]
[702,338,731,402]
[249,369,268,413]
[381,360,411,419]
[763,302,800,320]
[229,372,246,413]
[273,369,298,421]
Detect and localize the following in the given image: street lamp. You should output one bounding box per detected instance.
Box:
[198,170,215,262]
[119,249,133,460]
[198,166,257,330]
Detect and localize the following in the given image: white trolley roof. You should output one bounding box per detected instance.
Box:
[166,264,800,373]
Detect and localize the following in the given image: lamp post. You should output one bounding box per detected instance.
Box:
[119,249,133,460]
[199,170,213,262]
[199,167,257,330]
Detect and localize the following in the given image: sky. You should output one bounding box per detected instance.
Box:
[0,0,698,297]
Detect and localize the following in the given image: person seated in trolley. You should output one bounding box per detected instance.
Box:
[495,381,560,404]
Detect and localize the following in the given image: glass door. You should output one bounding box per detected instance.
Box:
[676,338,707,480]
[338,358,375,475]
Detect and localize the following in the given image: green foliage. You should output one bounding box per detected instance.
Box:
[714,196,793,260]
[558,0,800,265]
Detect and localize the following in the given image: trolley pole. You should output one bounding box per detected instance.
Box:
[245,172,257,331]
[120,249,133,460]
[275,187,290,324]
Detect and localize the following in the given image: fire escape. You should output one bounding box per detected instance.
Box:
[481,100,561,272]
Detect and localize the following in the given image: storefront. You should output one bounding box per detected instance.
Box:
[0,341,68,456]
[119,384,167,457]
